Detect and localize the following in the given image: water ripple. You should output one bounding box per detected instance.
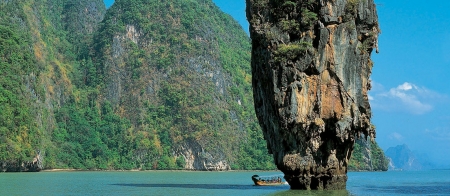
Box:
[112,183,289,190]
[364,182,450,195]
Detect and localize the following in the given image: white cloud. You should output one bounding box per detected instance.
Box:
[388,132,404,141]
[370,82,445,115]
[386,82,432,114]
[397,82,414,91]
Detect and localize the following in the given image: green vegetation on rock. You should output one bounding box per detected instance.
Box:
[349,136,389,171]
[0,0,44,166]
[0,0,275,171]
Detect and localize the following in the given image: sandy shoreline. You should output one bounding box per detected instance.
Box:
[40,169,279,172]
[42,169,141,172]
[42,169,83,172]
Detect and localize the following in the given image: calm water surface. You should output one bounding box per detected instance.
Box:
[1,170,449,195]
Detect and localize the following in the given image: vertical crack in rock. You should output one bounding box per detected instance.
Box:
[246,0,379,190]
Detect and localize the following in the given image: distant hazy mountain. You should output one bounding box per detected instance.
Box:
[385,144,426,170]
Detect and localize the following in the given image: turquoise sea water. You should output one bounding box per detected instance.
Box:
[1,170,449,195]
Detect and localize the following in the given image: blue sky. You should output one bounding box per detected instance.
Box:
[104,0,450,166]
[370,0,450,166]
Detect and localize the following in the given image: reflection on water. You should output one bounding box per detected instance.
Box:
[113,183,288,190]
[269,189,351,196]
[112,183,354,196]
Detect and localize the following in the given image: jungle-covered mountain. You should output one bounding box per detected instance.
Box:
[349,135,389,171]
[0,0,386,171]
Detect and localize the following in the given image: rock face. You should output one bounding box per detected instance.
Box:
[176,140,231,171]
[1,151,43,172]
[246,0,379,189]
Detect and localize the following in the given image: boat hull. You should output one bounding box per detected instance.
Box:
[252,175,285,186]
[253,180,285,186]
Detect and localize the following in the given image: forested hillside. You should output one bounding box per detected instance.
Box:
[0,0,385,171]
[49,0,276,170]
[349,136,389,171]
[0,0,273,171]
[0,2,40,167]
[0,0,106,171]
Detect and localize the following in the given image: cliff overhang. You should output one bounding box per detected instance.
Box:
[246,0,379,190]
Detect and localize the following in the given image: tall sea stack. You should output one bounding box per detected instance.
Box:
[246,0,379,190]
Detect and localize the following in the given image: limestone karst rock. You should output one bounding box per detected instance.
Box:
[246,0,379,189]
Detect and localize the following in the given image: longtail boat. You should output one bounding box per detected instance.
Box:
[251,174,287,186]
